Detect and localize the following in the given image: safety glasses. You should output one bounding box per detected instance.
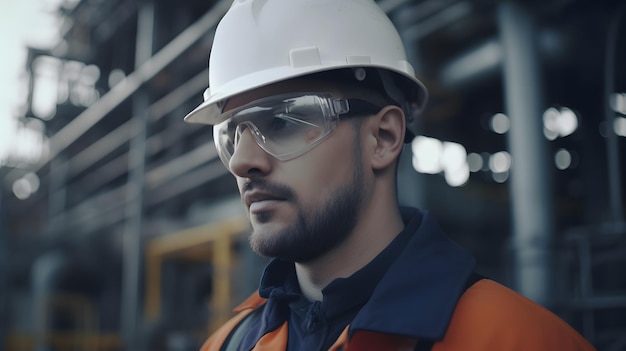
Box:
[213,93,381,169]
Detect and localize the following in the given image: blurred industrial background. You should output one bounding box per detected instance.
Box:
[0,0,625,350]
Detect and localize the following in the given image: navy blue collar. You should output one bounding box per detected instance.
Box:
[350,210,475,340]
[256,207,475,342]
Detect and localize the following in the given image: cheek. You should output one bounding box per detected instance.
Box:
[284,136,357,201]
[304,128,323,143]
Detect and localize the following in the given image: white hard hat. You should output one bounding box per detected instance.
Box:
[184,0,428,132]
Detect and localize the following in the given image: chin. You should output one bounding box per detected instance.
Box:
[249,221,285,244]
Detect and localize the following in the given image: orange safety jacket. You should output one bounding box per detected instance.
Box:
[199,210,596,351]
[201,280,596,351]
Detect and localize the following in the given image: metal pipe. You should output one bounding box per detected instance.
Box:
[402,1,472,42]
[67,70,208,179]
[604,5,625,224]
[44,159,227,238]
[497,2,555,306]
[48,155,68,234]
[394,0,461,26]
[439,38,502,88]
[121,2,154,349]
[397,144,426,209]
[45,141,219,236]
[439,29,566,89]
[145,159,227,207]
[31,251,68,350]
[577,238,595,343]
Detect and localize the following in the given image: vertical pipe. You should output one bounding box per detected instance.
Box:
[212,234,232,331]
[497,2,555,305]
[397,145,426,209]
[121,1,154,350]
[392,9,426,210]
[577,238,595,343]
[48,156,68,232]
[604,5,625,224]
[31,251,67,350]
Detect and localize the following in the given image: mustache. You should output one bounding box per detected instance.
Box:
[243,178,296,201]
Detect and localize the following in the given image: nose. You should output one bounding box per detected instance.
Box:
[228,127,272,178]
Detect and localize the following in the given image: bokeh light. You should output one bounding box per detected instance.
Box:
[555,148,572,170]
[490,113,510,134]
[543,107,578,139]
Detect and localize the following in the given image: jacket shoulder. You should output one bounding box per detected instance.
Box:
[199,291,266,351]
[433,279,596,351]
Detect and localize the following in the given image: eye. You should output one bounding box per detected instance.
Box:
[226,121,240,145]
[268,115,298,132]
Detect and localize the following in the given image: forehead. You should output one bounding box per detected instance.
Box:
[223,78,343,113]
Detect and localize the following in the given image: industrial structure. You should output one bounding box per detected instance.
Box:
[1,0,625,350]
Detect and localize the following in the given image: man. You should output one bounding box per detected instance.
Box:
[184,0,596,350]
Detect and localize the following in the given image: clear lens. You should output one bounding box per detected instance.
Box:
[214,93,340,168]
[213,93,380,169]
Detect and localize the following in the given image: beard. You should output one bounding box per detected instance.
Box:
[247,161,364,263]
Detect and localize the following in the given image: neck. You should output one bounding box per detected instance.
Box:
[295,188,404,302]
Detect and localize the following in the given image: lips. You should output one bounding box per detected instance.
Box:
[244,191,285,210]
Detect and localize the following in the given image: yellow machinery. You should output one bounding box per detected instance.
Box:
[6,215,249,351]
[144,215,250,333]
[6,293,121,351]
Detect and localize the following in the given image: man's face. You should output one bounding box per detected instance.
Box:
[223,80,368,262]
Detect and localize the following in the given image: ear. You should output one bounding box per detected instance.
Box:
[368,105,406,171]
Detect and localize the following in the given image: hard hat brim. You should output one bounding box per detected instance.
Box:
[183,63,427,126]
